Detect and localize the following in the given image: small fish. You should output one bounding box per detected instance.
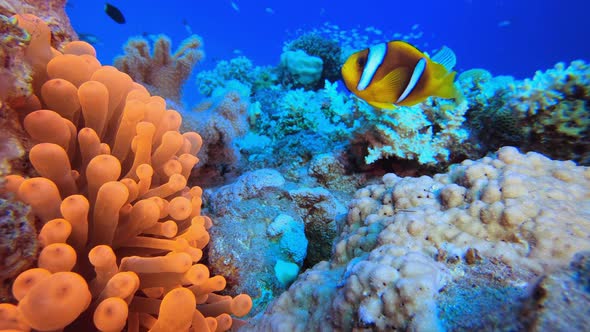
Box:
[497,20,511,28]
[182,18,193,34]
[105,3,125,24]
[78,33,101,46]
[230,1,240,12]
[341,41,458,109]
[265,7,275,14]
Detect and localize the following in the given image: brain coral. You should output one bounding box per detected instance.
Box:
[0,14,251,331]
[244,146,590,331]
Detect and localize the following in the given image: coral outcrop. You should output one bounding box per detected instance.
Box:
[115,34,204,105]
[0,0,77,46]
[0,14,250,331]
[464,61,590,164]
[183,90,250,187]
[244,147,590,331]
[283,32,343,87]
[0,198,36,302]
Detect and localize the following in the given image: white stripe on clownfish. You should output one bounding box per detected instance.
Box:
[396,57,426,103]
[357,43,387,91]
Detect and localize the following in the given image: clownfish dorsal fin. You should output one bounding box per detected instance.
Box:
[396,58,426,104]
[370,66,410,107]
[431,46,456,72]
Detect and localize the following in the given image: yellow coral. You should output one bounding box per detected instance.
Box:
[0,14,250,331]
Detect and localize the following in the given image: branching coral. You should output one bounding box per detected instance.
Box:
[0,14,251,331]
[114,34,204,105]
[355,96,470,165]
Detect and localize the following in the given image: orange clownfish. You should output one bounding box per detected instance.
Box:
[341,40,459,109]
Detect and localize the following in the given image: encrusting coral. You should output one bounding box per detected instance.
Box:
[0,14,251,332]
[244,147,590,331]
[114,34,204,106]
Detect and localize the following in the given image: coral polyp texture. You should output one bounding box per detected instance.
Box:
[460,61,590,163]
[0,14,251,332]
[244,147,590,331]
[114,34,204,106]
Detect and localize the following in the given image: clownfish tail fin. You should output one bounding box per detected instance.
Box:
[432,46,456,71]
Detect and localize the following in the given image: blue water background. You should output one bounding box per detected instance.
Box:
[67,0,589,101]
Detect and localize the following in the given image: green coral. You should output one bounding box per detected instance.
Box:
[285,32,342,87]
[462,60,590,164]
[543,100,590,137]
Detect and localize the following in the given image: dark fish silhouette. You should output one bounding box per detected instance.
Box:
[105,3,125,24]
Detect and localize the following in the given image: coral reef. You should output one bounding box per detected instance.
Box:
[284,32,342,87]
[1,4,589,331]
[203,167,355,316]
[0,198,36,303]
[520,251,590,330]
[0,15,250,331]
[0,0,77,46]
[0,14,32,102]
[196,56,277,97]
[0,5,78,178]
[354,97,470,165]
[279,49,323,89]
[464,61,590,164]
[183,89,250,187]
[244,147,590,331]
[114,34,204,105]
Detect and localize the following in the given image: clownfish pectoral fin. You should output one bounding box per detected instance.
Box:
[434,71,459,99]
[370,66,410,104]
[431,46,456,71]
[367,100,396,110]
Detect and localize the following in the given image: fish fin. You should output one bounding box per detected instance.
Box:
[434,71,459,99]
[431,46,456,71]
[367,100,396,110]
[371,67,410,103]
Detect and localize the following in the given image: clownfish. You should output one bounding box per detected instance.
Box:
[341,41,459,109]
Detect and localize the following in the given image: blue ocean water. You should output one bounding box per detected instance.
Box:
[67,0,589,95]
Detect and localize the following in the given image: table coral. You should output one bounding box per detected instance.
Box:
[244,147,590,331]
[0,14,251,331]
[115,34,204,106]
